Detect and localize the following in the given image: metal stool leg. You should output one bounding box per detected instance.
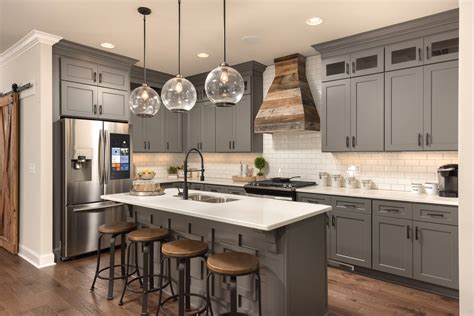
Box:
[168,256,176,297]
[256,271,262,316]
[142,242,150,316]
[121,233,126,277]
[185,258,191,311]
[178,258,186,316]
[119,241,134,305]
[90,234,103,291]
[135,241,143,287]
[107,234,117,300]
[149,242,155,289]
[156,255,167,316]
[229,276,238,314]
[206,272,214,316]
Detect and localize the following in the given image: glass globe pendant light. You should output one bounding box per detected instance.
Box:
[129,7,161,118]
[161,0,197,112]
[204,0,244,107]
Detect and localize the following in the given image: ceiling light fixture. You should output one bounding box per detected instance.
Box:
[100,42,115,49]
[197,53,209,58]
[306,16,324,26]
[129,7,161,118]
[161,0,197,113]
[204,0,244,107]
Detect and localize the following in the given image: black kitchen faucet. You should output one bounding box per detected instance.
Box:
[182,147,205,199]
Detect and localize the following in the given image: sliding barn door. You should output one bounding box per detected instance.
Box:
[0,92,19,254]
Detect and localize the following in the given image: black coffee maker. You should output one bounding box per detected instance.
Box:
[438,164,458,197]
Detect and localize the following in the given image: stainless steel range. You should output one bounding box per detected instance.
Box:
[244,178,317,201]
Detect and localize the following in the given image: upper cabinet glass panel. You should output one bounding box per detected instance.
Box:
[322,54,350,82]
[385,38,424,71]
[351,47,384,77]
[424,30,459,64]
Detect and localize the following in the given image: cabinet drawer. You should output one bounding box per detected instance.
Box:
[189,183,205,191]
[373,200,412,219]
[297,193,331,205]
[332,196,371,214]
[226,187,247,196]
[413,204,458,226]
[61,57,98,85]
[204,184,228,193]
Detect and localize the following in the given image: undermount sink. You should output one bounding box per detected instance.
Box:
[187,193,238,203]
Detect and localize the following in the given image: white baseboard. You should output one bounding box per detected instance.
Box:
[18,244,56,268]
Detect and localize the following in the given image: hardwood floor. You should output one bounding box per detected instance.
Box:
[0,249,458,315]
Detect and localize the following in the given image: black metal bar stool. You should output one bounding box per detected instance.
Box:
[90,221,138,300]
[156,239,210,316]
[119,227,175,316]
[206,252,262,316]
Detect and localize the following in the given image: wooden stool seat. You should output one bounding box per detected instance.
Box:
[98,222,137,234]
[127,228,168,242]
[161,240,208,258]
[207,252,259,276]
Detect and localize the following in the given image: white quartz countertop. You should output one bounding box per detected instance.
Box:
[101,189,331,231]
[150,177,458,206]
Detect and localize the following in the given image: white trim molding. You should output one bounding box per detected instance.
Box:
[0,30,62,66]
[18,244,56,269]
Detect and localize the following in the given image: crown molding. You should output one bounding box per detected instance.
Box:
[0,30,62,66]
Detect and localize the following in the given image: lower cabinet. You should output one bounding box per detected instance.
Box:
[413,221,459,289]
[330,209,372,268]
[204,184,228,194]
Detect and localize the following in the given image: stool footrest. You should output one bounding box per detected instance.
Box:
[160,293,208,314]
[123,274,172,294]
[96,264,138,281]
[219,312,249,316]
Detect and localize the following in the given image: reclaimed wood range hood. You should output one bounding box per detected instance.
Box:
[254,53,320,133]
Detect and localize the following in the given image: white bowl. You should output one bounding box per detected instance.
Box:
[139,173,155,180]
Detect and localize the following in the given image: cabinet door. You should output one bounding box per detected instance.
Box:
[330,210,372,268]
[201,101,216,152]
[97,87,129,121]
[233,94,252,152]
[350,47,384,77]
[204,184,228,193]
[187,103,202,150]
[385,38,424,71]
[146,111,166,152]
[165,110,183,152]
[98,65,129,91]
[350,73,384,151]
[423,61,458,150]
[130,112,146,152]
[385,67,424,151]
[61,57,98,85]
[226,187,247,196]
[413,221,458,289]
[321,79,351,152]
[322,54,350,82]
[215,106,234,152]
[424,30,459,65]
[372,216,413,278]
[61,81,97,119]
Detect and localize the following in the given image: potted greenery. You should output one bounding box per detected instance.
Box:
[168,166,178,179]
[254,157,266,180]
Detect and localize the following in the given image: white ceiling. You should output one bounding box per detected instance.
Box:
[1,0,458,76]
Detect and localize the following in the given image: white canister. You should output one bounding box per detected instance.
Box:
[361,179,372,190]
[331,175,342,188]
[347,177,358,189]
[411,183,424,194]
[319,172,329,186]
[424,182,439,195]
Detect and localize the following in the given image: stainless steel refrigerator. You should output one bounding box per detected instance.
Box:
[60,118,132,259]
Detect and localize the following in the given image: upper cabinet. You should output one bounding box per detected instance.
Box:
[186,101,216,152]
[424,30,459,64]
[322,47,384,82]
[385,38,424,71]
[54,40,136,122]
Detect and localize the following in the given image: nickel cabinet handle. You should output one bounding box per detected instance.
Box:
[426,133,430,146]
[427,213,444,218]
[232,140,235,150]
[415,226,419,240]
[346,63,349,75]
[426,46,430,59]
[352,136,356,148]
[93,72,97,82]
[418,48,422,61]
[346,136,350,148]
[93,104,97,115]
[352,61,356,73]
[144,141,147,150]
[99,73,102,83]
[385,208,400,213]
[407,226,410,239]
[99,105,102,115]
[166,142,169,150]
[229,141,232,150]
[418,133,423,147]
[148,141,150,150]
[332,215,336,227]
[325,213,329,227]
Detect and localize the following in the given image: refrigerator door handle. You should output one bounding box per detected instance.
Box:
[72,202,124,212]
[98,129,105,185]
[104,130,111,184]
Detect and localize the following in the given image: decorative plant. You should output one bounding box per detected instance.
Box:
[168,166,178,174]
[254,157,266,176]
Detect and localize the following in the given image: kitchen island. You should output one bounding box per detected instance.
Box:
[102,188,331,316]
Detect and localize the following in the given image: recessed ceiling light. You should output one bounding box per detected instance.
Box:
[100,42,115,49]
[241,35,259,44]
[197,52,209,58]
[306,16,323,26]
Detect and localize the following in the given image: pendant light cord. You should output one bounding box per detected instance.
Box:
[223,0,227,63]
[178,0,181,75]
[143,14,147,84]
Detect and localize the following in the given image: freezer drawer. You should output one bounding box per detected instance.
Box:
[63,201,126,259]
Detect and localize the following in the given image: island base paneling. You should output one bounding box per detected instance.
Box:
[128,206,328,316]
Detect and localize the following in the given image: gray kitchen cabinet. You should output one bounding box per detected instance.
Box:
[226,187,247,196]
[423,61,458,150]
[413,221,458,289]
[186,101,216,152]
[413,203,458,226]
[322,54,350,82]
[146,111,166,152]
[130,113,145,152]
[350,47,384,77]
[385,38,424,71]
[97,87,129,121]
[424,30,459,65]
[61,81,97,119]
[233,94,252,152]
[330,209,372,268]
[165,110,183,153]
[61,57,98,86]
[97,65,130,91]
[321,79,351,152]
[204,184,228,193]
[385,66,424,151]
[372,216,413,278]
[215,106,234,152]
[350,73,384,151]
[189,183,205,191]
[187,103,202,150]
